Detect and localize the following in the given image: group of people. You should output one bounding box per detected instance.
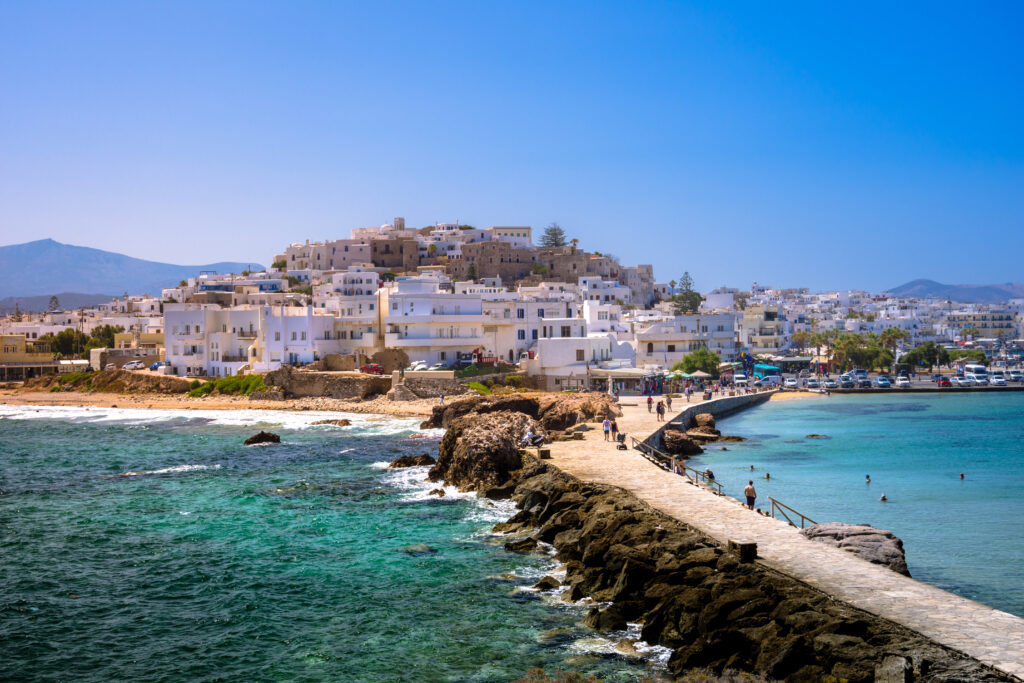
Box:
[601,417,620,442]
[645,395,673,421]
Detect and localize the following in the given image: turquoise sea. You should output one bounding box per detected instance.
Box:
[0,405,668,682]
[693,393,1024,617]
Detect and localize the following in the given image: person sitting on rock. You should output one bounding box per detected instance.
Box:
[520,428,545,447]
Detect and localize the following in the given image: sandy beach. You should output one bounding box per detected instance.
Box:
[0,389,439,418]
[768,390,823,402]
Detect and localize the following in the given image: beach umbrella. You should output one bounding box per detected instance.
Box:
[690,370,712,379]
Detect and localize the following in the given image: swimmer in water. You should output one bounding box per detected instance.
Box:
[765,472,770,480]
[865,474,871,484]
[959,472,965,480]
[879,493,887,502]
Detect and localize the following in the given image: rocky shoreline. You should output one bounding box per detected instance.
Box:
[426,394,1012,682]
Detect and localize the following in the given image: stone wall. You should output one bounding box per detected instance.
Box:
[645,391,774,449]
[263,367,391,399]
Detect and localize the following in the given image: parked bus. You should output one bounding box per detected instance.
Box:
[963,363,988,383]
[752,364,781,380]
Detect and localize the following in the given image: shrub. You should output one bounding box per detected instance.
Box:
[57,371,89,385]
[505,374,523,387]
[188,374,267,398]
[189,379,201,390]
[466,381,491,395]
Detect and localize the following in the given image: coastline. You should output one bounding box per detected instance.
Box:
[0,389,438,418]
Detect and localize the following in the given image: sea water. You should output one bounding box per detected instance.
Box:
[690,393,1024,617]
[0,405,668,682]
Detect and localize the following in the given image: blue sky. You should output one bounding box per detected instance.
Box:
[1,1,1021,292]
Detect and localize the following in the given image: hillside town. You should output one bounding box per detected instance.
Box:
[2,218,1023,385]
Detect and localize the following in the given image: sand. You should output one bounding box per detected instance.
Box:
[0,389,439,418]
[768,390,823,402]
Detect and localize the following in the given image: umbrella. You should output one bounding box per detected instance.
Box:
[690,370,712,379]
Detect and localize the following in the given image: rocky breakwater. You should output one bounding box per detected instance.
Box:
[660,412,745,457]
[429,404,1009,682]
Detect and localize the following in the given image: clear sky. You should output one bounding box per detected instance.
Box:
[1,1,1021,292]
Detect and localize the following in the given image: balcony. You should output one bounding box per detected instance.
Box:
[220,355,248,363]
[237,330,258,338]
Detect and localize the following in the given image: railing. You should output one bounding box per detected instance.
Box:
[630,437,724,496]
[220,355,248,362]
[769,497,817,528]
[237,330,257,338]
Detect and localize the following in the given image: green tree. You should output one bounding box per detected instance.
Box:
[530,263,550,275]
[38,329,90,359]
[48,295,60,311]
[669,271,703,315]
[178,280,188,287]
[960,325,980,340]
[670,348,721,376]
[734,292,749,310]
[427,243,438,256]
[879,327,911,352]
[466,263,477,280]
[381,270,397,282]
[901,341,949,371]
[539,223,568,247]
[791,330,811,352]
[271,259,287,269]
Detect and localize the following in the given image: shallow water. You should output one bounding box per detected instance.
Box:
[691,393,1024,617]
[0,405,667,682]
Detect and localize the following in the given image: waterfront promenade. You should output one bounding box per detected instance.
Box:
[545,394,1024,680]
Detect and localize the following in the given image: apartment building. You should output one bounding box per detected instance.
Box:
[380,277,486,366]
[634,313,739,366]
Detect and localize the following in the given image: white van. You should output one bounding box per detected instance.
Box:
[963,363,989,386]
[733,373,748,387]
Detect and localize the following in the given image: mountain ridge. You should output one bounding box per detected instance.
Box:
[0,239,262,299]
[886,279,1024,304]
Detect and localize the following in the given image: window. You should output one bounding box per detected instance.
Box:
[560,326,571,338]
[647,342,654,354]
[531,329,538,340]
[576,349,585,362]
[517,330,526,340]
[301,331,306,341]
[439,352,446,361]
[291,331,297,341]
[667,344,676,352]
[275,332,281,341]
[517,308,525,319]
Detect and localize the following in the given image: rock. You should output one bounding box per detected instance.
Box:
[244,431,280,446]
[717,435,746,442]
[407,433,428,439]
[388,453,437,468]
[428,488,446,497]
[310,418,351,427]
[694,412,716,429]
[801,523,911,576]
[661,428,704,456]
[583,604,629,631]
[504,537,538,554]
[419,392,619,431]
[428,410,540,491]
[806,434,830,439]
[397,543,437,555]
[534,576,561,590]
[685,428,721,441]
[875,655,914,683]
[479,483,517,500]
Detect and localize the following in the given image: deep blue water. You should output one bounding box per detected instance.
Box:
[692,393,1024,617]
[0,405,667,682]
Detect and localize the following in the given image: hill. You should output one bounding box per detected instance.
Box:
[0,292,114,314]
[0,239,262,299]
[886,279,1024,304]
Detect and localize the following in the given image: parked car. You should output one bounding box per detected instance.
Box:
[838,376,855,388]
[806,378,820,389]
[784,378,798,389]
[122,361,144,370]
[359,363,384,375]
[428,363,447,371]
[895,376,911,388]
[936,377,952,387]
[1009,370,1023,382]
[149,360,170,371]
[822,378,838,389]
[930,373,944,382]
[733,374,748,387]
[990,376,1007,386]
[952,376,974,387]
[873,376,891,388]
[105,363,117,370]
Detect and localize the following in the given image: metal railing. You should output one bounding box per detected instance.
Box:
[630,437,724,496]
[769,497,817,528]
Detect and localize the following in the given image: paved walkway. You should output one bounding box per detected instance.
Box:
[548,395,1024,680]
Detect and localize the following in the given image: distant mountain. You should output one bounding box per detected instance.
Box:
[886,279,1024,304]
[0,239,262,299]
[0,292,114,314]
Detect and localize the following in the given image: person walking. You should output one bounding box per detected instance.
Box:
[744,480,757,510]
[602,417,611,441]
[666,395,673,411]
[647,396,653,412]
[610,419,618,442]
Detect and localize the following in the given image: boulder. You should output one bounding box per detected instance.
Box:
[534,576,561,591]
[536,393,620,431]
[388,453,437,468]
[244,431,280,446]
[397,543,437,555]
[310,418,351,427]
[693,412,716,429]
[661,429,704,456]
[685,428,721,441]
[504,537,538,554]
[428,410,539,491]
[800,523,911,576]
[428,488,446,497]
[806,434,830,439]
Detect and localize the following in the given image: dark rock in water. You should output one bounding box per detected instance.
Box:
[534,576,561,590]
[805,434,830,439]
[583,604,628,631]
[504,537,538,554]
[480,482,517,500]
[718,435,746,442]
[801,523,911,576]
[389,453,437,468]
[661,428,704,456]
[310,418,351,427]
[397,543,437,556]
[244,431,280,446]
[429,410,540,491]
[685,428,721,441]
[427,488,446,497]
